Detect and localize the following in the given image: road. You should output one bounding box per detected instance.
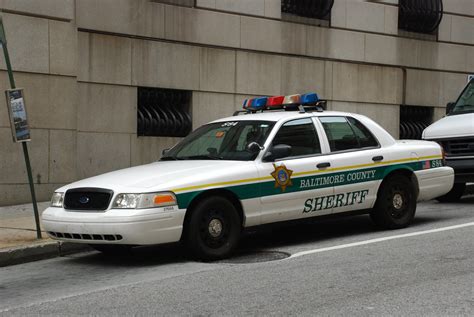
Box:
[1,198,473,316]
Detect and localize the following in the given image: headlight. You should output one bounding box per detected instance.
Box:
[112,192,177,209]
[51,192,64,207]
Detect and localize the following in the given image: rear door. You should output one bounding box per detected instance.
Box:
[317,116,383,214]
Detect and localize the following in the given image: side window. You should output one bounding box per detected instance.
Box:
[347,117,378,148]
[319,116,378,152]
[319,116,359,151]
[271,118,321,158]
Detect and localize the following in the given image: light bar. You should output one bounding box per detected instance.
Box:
[300,93,319,105]
[241,92,321,112]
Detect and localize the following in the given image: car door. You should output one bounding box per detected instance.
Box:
[257,117,335,224]
[317,116,383,214]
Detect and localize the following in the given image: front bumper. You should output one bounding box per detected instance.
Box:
[41,206,186,245]
[446,157,474,183]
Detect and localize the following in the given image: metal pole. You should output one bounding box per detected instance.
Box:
[1,19,42,239]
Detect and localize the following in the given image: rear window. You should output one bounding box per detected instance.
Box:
[319,116,378,152]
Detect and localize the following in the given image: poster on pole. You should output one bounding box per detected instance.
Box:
[5,88,31,142]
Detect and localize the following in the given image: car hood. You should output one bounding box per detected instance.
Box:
[56,160,257,193]
[423,113,474,139]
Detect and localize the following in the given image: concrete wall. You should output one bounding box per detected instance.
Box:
[0,0,77,205]
[1,0,473,205]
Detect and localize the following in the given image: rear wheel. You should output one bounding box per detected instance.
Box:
[185,196,241,261]
[370,174,417,229]
[435,183,466,203]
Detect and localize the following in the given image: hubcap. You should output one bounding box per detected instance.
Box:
[393,193,404,209]
[208,218,223,238]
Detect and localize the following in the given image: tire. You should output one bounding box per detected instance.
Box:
[90,244,132,255]
[185,196,241,261]
[435,183,466,203]
[370,174,417,229]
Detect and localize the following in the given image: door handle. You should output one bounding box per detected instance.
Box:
[372,156,384,162]
[317,162,331,169]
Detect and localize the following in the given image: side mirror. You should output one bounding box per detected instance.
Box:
[162,148,170,156]
[246,142,263,154]
[207,147,218,156]
[264,144,292,162]
[446,102,455,115]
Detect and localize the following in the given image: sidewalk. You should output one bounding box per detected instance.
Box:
[0,202,89,267]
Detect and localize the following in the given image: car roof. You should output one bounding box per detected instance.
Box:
[212,110,358,123]
[212,110,398,147]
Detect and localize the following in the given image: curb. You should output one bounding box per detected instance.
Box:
[0,242,92,267]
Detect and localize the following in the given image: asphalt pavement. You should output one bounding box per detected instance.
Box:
[0,198,473,316]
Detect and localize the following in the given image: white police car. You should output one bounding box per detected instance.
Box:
[42,93,454,260]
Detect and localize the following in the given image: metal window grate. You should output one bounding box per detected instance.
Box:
[282,0,334,20]
[399,105,434,140]
[398,0,443,34]
[137,87,192,137]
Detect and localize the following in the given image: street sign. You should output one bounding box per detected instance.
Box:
[6,88,31,142]
[0,16,41,239]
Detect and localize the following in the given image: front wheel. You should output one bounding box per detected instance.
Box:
[185,196,241,261]
[370,174,417,229]
[435,183,466,203]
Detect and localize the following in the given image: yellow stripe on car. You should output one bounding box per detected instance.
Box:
[172,155,442,193]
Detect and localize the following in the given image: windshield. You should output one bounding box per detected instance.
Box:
[449,80,474,115]
[161,120,275,161]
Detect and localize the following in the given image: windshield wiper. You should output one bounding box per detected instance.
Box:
[182,154,224,160]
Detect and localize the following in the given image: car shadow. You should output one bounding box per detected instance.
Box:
[237,214,438,251]
[64,243,189,267]
[65,212,445,267]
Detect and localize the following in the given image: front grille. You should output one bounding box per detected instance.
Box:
[442,138,474,156]
[64,188,113,211]
[48,232,123,241]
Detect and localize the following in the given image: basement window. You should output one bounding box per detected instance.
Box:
[398,0,443,36]
[281,0,334,26]
[137,87,192,137]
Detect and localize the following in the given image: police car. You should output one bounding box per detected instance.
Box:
[42,93,454,260]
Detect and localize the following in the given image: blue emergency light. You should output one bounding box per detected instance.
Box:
[252,97,268,110]
[300,93,319,105]
[243,97,268,110]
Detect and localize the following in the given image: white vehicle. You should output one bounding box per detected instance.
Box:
[423,78,474,202]
[42,93,454,260]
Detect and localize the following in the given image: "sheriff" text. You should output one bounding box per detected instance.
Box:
[302,189,370,213]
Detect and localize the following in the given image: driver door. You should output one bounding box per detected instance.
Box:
[257,117,335,224]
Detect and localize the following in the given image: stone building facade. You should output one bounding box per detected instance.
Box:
[0,0,473,205]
